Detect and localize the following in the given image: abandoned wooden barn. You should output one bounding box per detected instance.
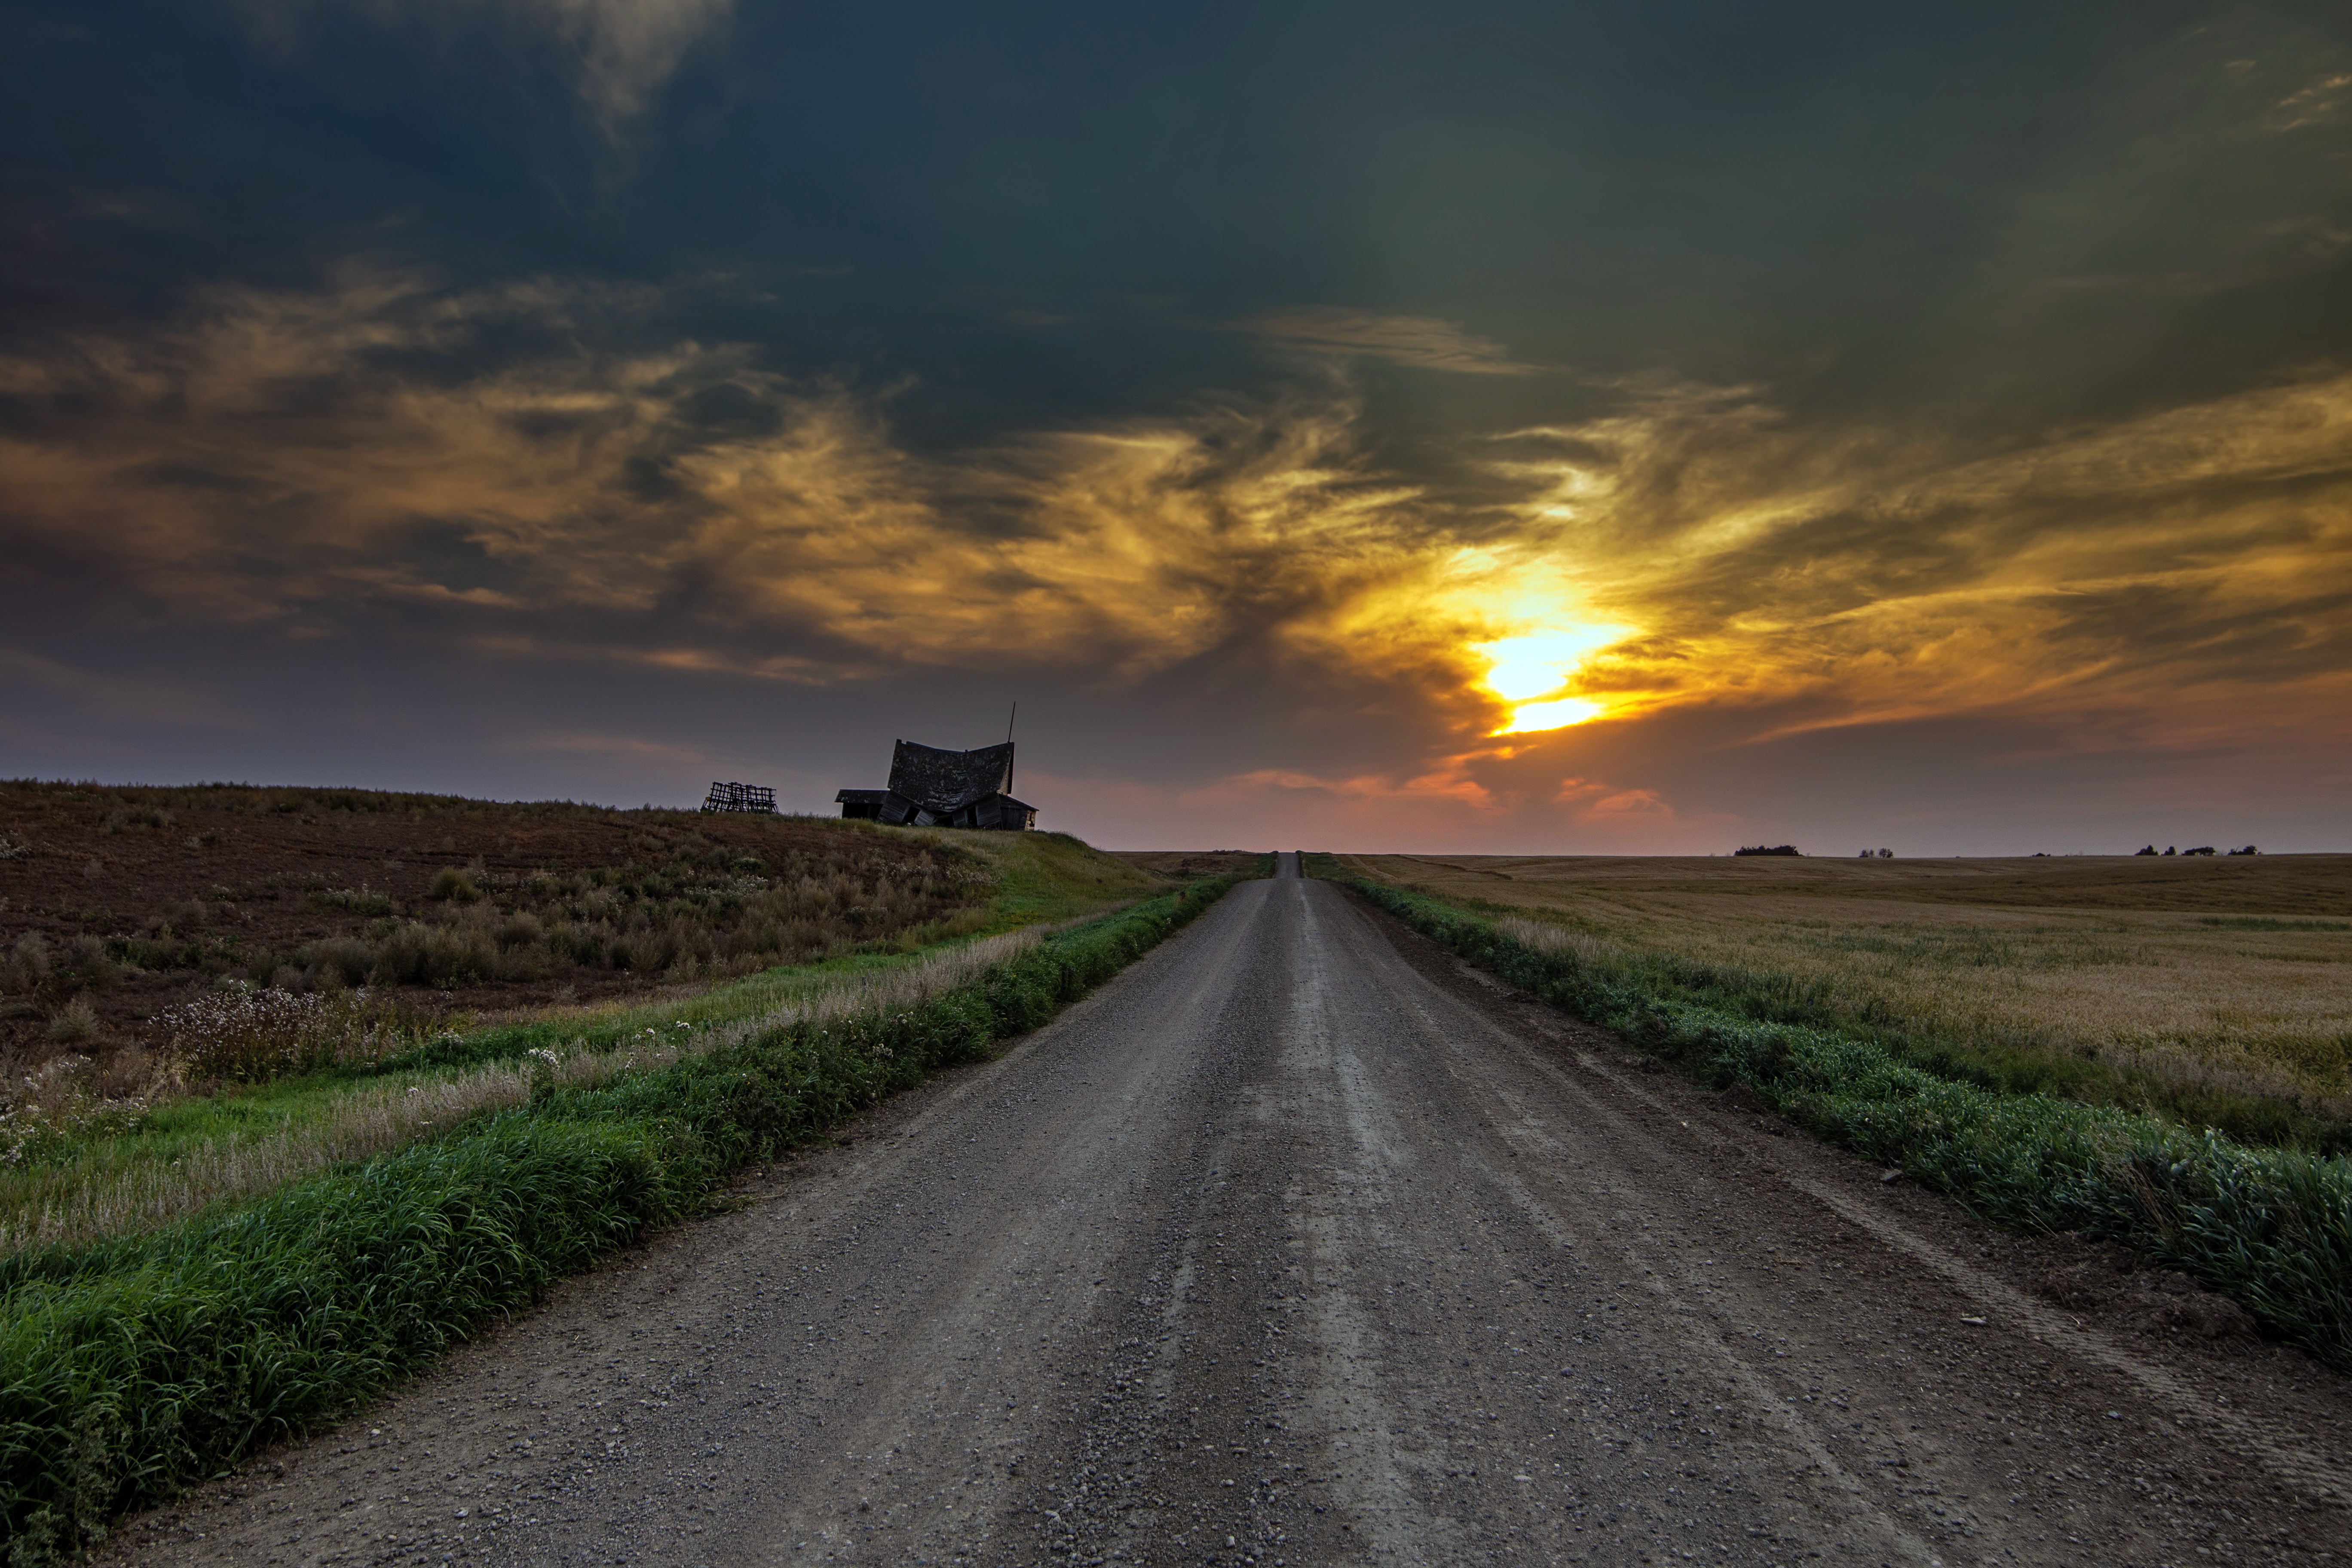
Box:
[835,740,1038,830]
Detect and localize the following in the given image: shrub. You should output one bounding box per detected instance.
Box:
[62,937,114,992]
[427,867,481,903]
[366,921,500,987]
[305,937,375,987]
[1734,844,1802,857]
[1,935,49,996]
[44,1000,97,1046]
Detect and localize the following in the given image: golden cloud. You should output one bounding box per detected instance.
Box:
[4,265,2348,779]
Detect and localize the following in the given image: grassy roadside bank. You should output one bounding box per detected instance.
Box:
[0,867,1259,1559]
[1314,861,2352,1375]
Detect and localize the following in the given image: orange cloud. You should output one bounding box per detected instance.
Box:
[5,263,2349,812]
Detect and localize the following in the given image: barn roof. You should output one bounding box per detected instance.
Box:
[887,740,1015,813]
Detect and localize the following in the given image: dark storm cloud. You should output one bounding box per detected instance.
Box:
[2,0,2349,849]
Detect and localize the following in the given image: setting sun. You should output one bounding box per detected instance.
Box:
[1470,624,1629,733]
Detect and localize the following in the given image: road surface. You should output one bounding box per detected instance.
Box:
[109,856,2351,1566]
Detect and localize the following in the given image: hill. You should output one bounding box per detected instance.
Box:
[0,781,1162,1073]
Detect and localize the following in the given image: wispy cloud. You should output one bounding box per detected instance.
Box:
[0,267,1426,686]
[5,261,2349,809]
[2269,72,2352,132]
[1233,308,1538,375]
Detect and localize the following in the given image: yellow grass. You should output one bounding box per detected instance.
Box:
[1338,854,2352,1117]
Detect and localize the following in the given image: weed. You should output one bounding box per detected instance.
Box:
[427,867,480,903]
[0,1057,165,1171]
[42,1003,96,1047]
[1,937,48,997]
[309,887,395,916]
[158,986,423,1084]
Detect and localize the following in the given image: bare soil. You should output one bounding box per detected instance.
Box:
[95,861,2352,1567]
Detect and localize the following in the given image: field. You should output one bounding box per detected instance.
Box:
[0,784,1183,1252]
[1333,852,2352,1147]
[0,781,1168,1073]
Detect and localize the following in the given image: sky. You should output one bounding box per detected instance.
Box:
[3,1,2349,853]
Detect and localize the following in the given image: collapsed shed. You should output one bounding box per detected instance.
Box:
[835,740,1037,830]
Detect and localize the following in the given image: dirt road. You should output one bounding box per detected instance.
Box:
[108,857,2351,1566]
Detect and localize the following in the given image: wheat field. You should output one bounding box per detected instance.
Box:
[1335,854,2352,1120]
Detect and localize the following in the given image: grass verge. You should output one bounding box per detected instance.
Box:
[0,870,1250,1559]
[1319,865,2352,1374]
[0,934,1063,1257]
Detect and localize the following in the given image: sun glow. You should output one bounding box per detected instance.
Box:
[1470,623,1630,734]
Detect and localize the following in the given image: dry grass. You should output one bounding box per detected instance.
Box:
[0,931,1040,1255]
[1346,854,2352,1121]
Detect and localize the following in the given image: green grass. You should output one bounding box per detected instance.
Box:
[939,828,1169,929]
[0,869,1254,1558]
[1317,863,2352,1375]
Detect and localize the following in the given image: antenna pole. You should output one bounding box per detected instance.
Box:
[1006,703,1017,796]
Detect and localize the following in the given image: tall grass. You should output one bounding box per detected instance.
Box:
[1327,872,2352,1374]
[0,934,1047,1257]
[0,873,1247,1558]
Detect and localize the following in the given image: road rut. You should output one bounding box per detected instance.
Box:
[107,857,2351,1566]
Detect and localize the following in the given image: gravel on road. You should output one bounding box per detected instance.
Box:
[103,856,2352,1567]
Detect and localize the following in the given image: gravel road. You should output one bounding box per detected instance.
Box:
[107,857,2351,1567]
